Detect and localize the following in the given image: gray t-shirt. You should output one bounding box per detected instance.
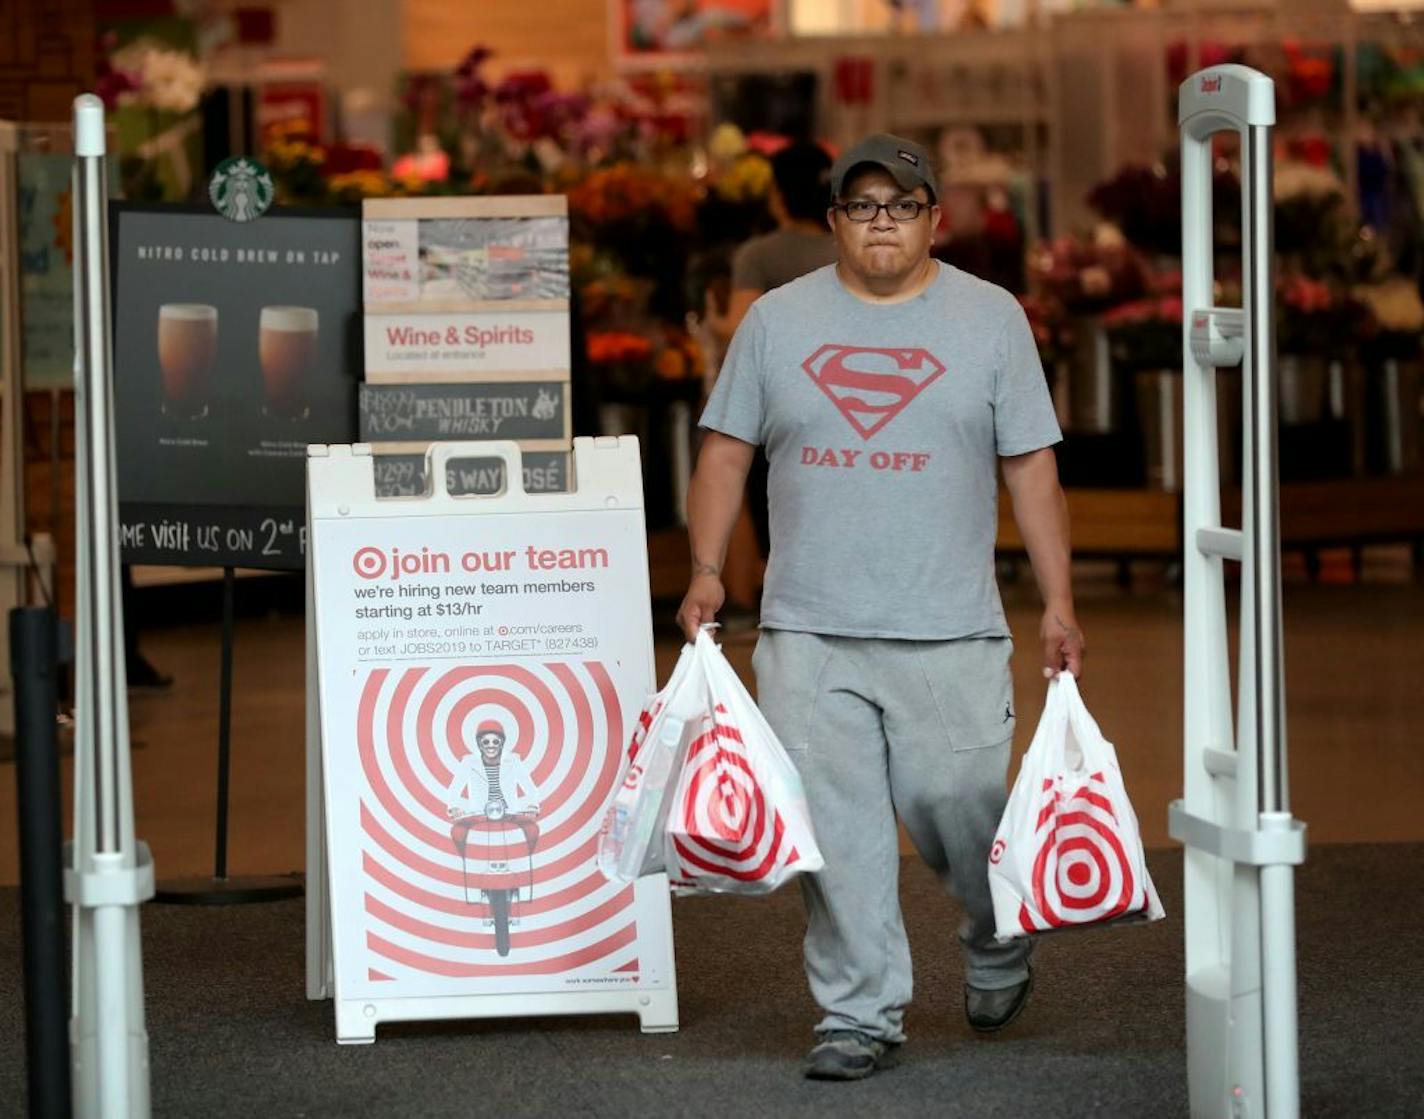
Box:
[731,228,838,293]
[700,262,1061,640]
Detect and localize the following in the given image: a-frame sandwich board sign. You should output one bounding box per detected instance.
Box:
[305,437,678,1043]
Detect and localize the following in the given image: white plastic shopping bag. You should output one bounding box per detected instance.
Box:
[988,672,1164,940]
[597,639,705,881]
[663,630,824,895]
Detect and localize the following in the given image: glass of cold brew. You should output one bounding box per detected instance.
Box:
[158,303,217,419]
[259,306,318,420]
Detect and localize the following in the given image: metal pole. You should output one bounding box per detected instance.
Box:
[1245,123,1285,822]
[1246,120,1300,1119]
[68,92,154,1119]
[10,606,71,1119]
[151,563,299,904]
[215,565,235,879]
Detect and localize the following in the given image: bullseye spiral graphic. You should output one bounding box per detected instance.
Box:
[352,661,641,983]
[352,546,386,579]
[1017,772,1141,933]
[666,716,802,888]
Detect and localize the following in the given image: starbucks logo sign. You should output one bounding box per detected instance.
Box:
[209,156,274,223]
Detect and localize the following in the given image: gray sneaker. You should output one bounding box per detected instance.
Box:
[965,968,1034,1033]
[804,1030,899,1081]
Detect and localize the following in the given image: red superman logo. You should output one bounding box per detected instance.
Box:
[801,345,946,440]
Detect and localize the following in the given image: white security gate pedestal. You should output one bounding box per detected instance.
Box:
[66,95,154,1119]
[1172,65,1307,1119]
[306,437,678,1044]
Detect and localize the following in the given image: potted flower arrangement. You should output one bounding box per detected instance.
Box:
[585,329,655,399]
[1028,227,1146,316]
[1276,273,1367,426]
[1102,295,1183,373]
[1102,295,1187,489]
[1087,158,1240,261]
[1027,227,1146,434]
[569,162,699,323]
[97,29,207,201]
[1272,162,1356,277]
[1018,293,1070,368]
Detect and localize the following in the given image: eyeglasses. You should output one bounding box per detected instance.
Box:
[833,198,929,223]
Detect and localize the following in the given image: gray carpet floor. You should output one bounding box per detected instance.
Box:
[2,844,1422,1118]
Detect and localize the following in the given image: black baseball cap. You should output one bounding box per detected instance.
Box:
[830,133,938,202]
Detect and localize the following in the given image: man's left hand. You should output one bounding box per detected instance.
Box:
[1041,608,1085,680]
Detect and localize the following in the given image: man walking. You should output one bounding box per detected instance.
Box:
[677,133,1084,1080]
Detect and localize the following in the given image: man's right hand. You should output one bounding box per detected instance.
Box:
[676,573,725,643]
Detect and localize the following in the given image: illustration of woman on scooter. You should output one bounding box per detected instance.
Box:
[445,720,541,957]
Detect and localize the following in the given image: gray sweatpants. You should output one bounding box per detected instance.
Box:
[752,629,1032,1043]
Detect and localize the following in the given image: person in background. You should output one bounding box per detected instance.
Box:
[712,141,838,568]
[679,132,1084,1081]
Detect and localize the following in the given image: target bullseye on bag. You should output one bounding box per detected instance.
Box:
[599,629,823,896]
[989,673,1163,940]
[305,438,677,1043]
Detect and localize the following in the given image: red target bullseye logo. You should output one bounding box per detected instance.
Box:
[353,661,641,981]
[1018,773,1138,933]
[353,546,387,579]
[666,717,799,886]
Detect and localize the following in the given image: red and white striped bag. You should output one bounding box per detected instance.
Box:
[663,630,823,896]
[988,672,1164,940]
[597,641,703,882]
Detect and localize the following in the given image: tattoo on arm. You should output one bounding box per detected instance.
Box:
[1053,613,1081,642]
[692,560,721,577]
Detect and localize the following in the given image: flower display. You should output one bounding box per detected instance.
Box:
[1282,41,1335,107]
[712,154,773,205]
[568,164,698,235]
[1277,274,1367,356]
[454,46,494,111]
[580,273,654,322]
[587,330,654,365]
[1018,294,1070,367]
[110,41,206,113]
[1102,296,1183,372]
[99,29,208,201]
[263,133,326,204]
[391,137,452,185]
[707,122,748,164]
[325,170,397,204]
[1088,159,1241,259]
[1028,231,1146,315]
[1270,160,1355,273]
[1087,163,1180,258]
[654,326,706,382]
